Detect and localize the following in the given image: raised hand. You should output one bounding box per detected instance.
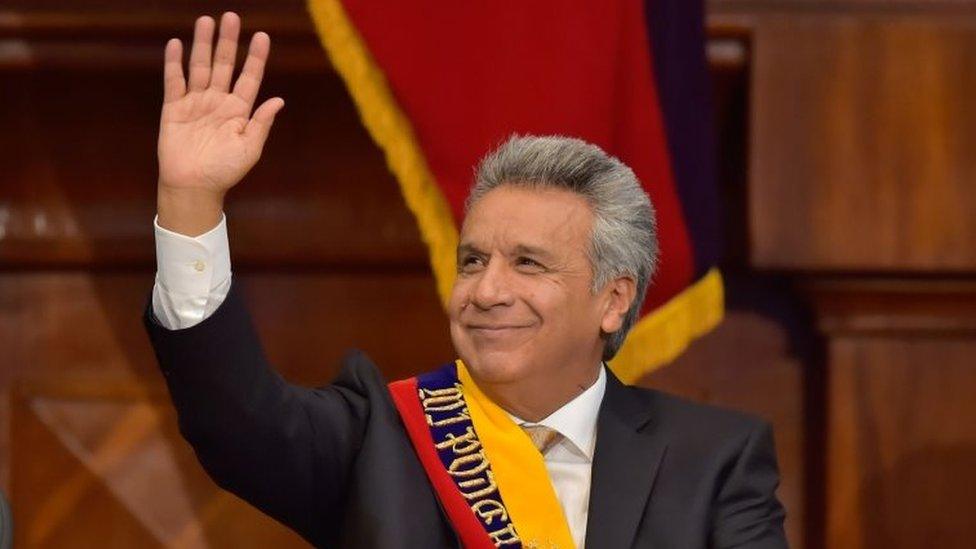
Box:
[157,12,284,236]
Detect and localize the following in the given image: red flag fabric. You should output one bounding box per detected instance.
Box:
[307,0,723,382]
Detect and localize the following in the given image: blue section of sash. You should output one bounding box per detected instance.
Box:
[418,362,467,468]
[417,362,522,546]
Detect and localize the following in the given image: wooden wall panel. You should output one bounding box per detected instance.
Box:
[0,272,452,383]
[824,336,976,549]
[749,13,976,271]
[806,279,976,549]
[0,69,427,268]
[712,5,976,547]
[11,379,309,548]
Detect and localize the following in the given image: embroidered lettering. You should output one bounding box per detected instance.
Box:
[419,384,463,398]
[408,366,521,547]
[427,408,471,427]
[458,470,500,500]
[419,384,467,412]
[434,426,481,455]
[487,523,521,545]
[471,497,509,525]
[448,450,490,477]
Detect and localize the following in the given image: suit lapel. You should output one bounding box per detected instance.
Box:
[584,369,667,548]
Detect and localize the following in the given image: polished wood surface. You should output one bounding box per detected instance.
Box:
[0,69,427,268]
[823,337,976,549]
[748,12,976,271]
[805,279,976,548]
[11,377,309,547]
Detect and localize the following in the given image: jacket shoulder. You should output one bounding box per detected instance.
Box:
[625,385,771,453]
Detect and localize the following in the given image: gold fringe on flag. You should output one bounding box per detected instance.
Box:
[609,268,724,384]
[306,0,458,304]
[306,0,724,381]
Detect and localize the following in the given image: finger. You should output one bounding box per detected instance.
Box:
[209,12,241,92]
[187,15,216,92]
[243,97,285,151]
[232,32,270,110]
[163,38,186,103]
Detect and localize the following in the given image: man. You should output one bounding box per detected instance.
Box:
[146,12,787,548]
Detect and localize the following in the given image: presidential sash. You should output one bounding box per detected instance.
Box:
[389,361,575,548]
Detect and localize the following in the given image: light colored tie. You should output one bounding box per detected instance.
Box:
[521,424,562,455]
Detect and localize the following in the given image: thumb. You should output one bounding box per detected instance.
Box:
[244,97,285,151]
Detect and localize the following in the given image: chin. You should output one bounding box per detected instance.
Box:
[457,348,532,385]
[451,324,540,385]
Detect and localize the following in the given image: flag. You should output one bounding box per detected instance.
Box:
[307,0,722,383]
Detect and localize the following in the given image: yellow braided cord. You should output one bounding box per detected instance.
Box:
[609,268,725,384]
[306,0,459,304]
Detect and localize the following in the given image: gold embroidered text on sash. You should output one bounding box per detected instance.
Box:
[419,383,521,545]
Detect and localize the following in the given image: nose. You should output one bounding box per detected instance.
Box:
[470,259,515,310]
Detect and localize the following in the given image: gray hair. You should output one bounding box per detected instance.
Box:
[465,135,659,360]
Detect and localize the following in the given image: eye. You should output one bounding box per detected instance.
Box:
[516,257,544,270]
[458,254,486,273]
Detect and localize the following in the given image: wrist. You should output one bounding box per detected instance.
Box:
[156,185,226,237]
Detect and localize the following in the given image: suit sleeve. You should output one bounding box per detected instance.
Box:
[144,281,369,547]
[710,421,789,548]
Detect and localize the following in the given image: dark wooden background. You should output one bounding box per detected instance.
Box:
[2,1,975,547]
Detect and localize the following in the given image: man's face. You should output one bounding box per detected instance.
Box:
[449,185,614,387]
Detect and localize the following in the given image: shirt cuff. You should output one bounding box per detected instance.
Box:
[154,213,231,297]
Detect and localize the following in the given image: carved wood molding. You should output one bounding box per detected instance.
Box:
[0,6,752,71]
[802,278,976,335]
[0,9,326,71]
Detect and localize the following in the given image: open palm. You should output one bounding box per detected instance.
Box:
[158,12,284,194]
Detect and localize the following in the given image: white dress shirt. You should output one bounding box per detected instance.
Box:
[508,365,606,549]
[151,215,606,548]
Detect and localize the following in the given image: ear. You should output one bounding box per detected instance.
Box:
[600,276,637,334]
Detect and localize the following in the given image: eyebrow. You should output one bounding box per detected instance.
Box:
[456,242,555,261]
[456,243,483,258]
[512,244,554,260]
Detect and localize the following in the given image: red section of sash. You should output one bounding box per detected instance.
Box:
[388,378,496,549]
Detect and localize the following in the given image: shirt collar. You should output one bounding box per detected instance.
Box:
[508,363,607,461]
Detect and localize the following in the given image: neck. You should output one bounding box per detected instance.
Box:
[475,363,602,422]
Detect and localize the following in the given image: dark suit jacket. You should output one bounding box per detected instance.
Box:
[145,283,787,548]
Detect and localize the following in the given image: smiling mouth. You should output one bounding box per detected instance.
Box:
[467,325,533,331]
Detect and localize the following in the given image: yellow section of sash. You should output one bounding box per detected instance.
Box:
[457,360,576,548]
